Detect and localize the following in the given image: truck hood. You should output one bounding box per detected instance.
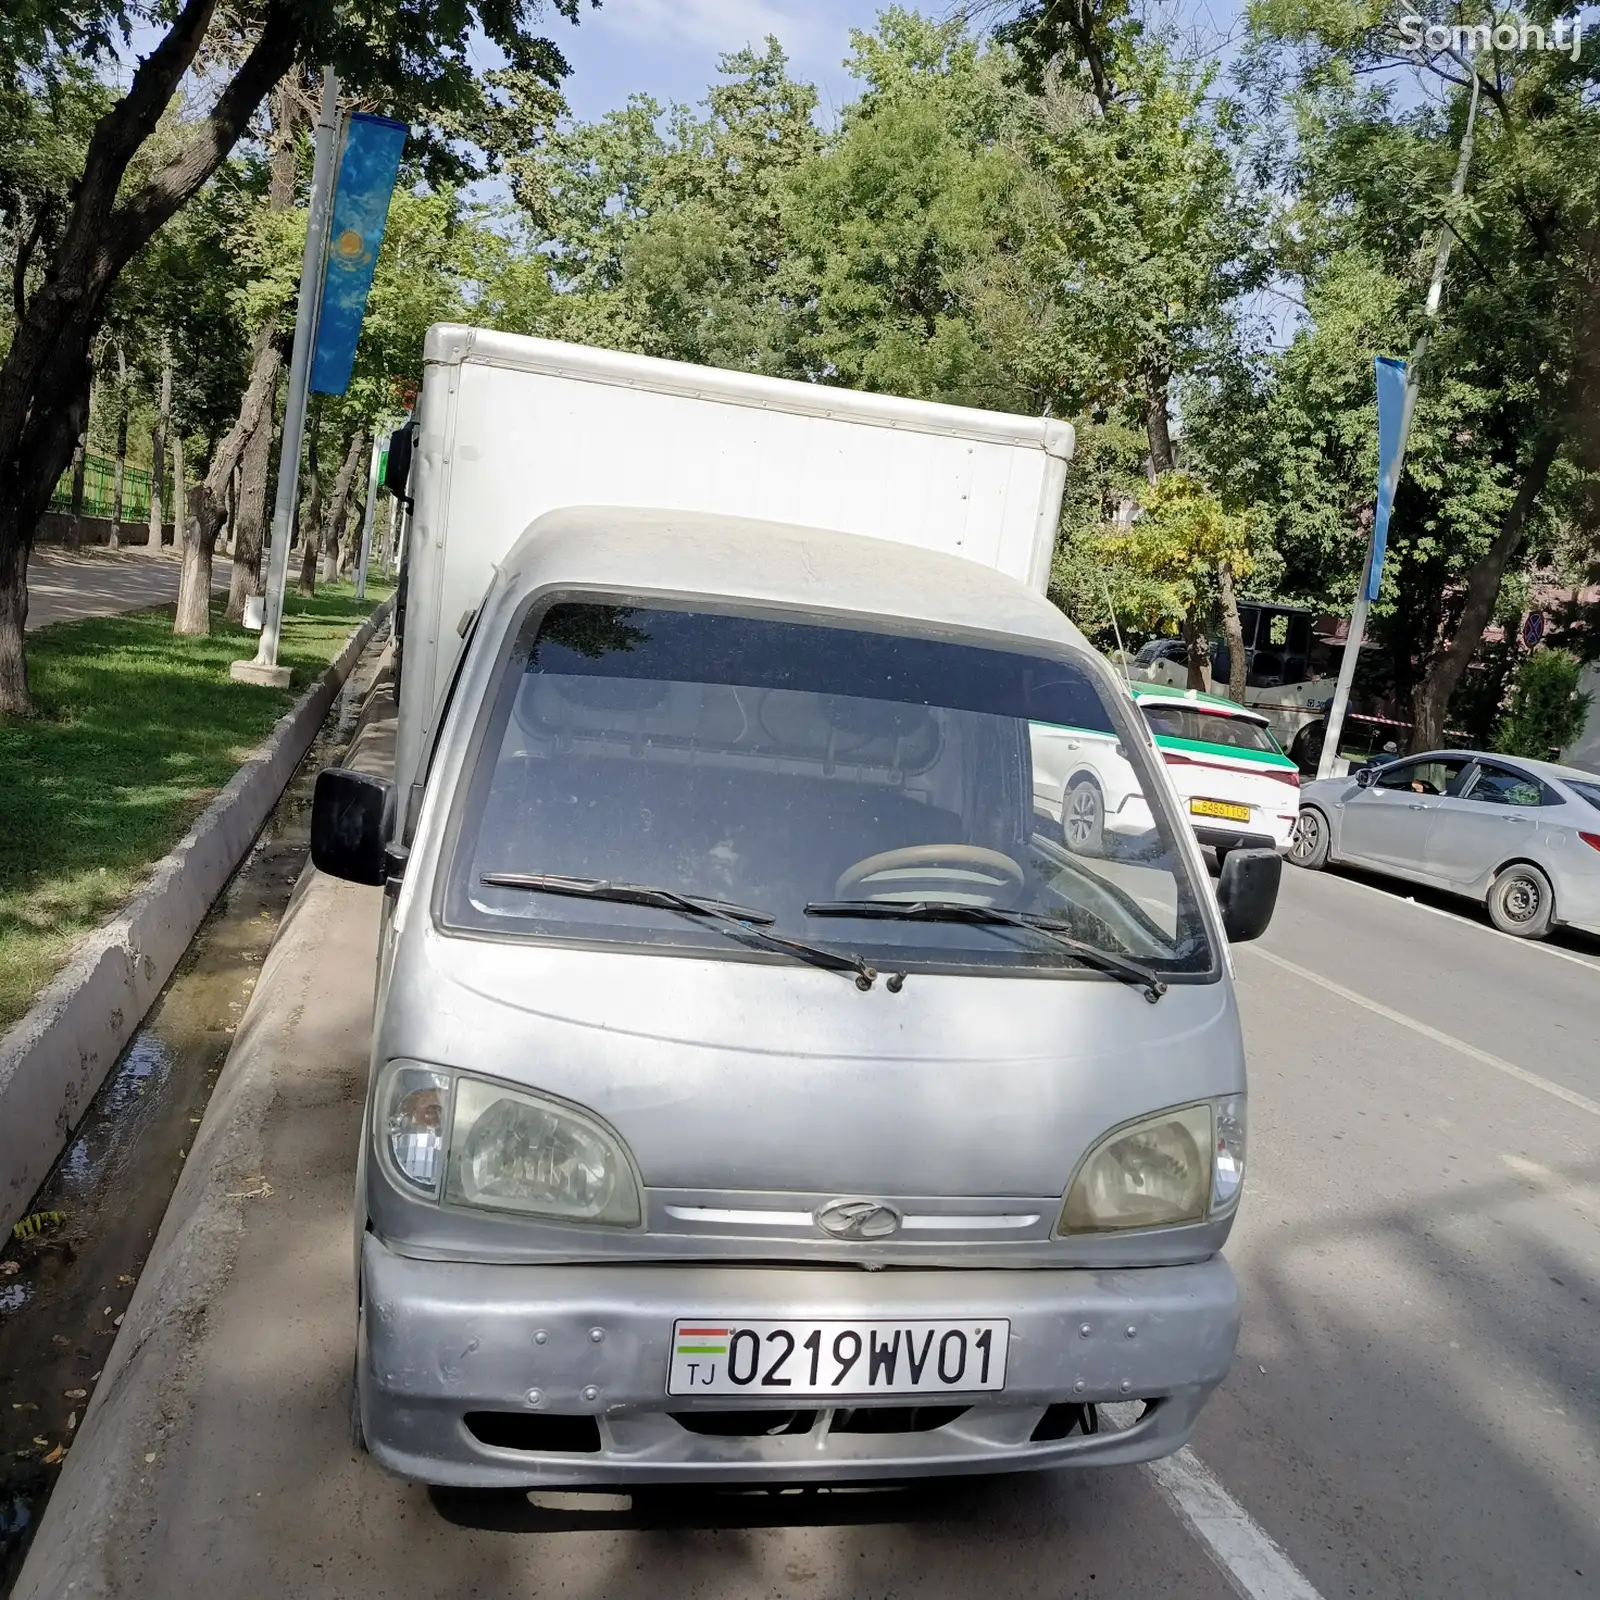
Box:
[376,923,1243,1201]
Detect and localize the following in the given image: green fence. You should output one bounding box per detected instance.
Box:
[50,452,154,524]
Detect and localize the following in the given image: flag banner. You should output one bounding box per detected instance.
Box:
[1370,355,1408,602]
[310,113,408,396]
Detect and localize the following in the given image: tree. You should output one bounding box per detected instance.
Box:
[1097,471,1258,692]
[0,0,588,715]
[1004,1,1266,478]
[1493,648,1592,759]
[1243,2,1600,750]
[783,12,1035,407]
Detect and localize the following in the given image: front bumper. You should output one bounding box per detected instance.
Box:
[359,1235,1240,1487]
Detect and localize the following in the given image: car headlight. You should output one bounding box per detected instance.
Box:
[377,1063,641,1226]
[1058,1098,1244,1234]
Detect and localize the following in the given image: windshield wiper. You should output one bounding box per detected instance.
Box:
[480,873,884,989]
[803,900,1169,1004]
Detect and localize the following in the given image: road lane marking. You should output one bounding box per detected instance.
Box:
[1246,946,1600,1119]
[1100,1405,1325,1599]
[1308,868,1600,977]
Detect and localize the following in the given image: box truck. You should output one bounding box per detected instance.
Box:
[312,328,1279,1488]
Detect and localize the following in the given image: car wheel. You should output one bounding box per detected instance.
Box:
[1288,807,1330,870]
[1063,776,1106,856]
[1486,863,1554,939]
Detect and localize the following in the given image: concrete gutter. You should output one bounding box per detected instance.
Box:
[0,600,391,1237]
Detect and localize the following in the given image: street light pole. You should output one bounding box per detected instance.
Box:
[232,67,341,688]
[1316,67,1481,779]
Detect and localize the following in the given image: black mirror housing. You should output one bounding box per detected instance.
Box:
[311,767,394,885]
[382,420,414,499]
[1355,766,1377,788]
[1217,848,1281,943]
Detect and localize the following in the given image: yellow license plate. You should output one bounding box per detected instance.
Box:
[1191,798,1251,822]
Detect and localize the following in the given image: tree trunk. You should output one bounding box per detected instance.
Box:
[0,3,300,715]
[1182,609,1210,692]
[110,409,128,550]
[227,368,276,619]
[318,430,366,590]
[1144,371,1176,480]
[1217,559,1247,702]
[173,325,283,636]
[297,430,323,598]
[1409,429,1562,751]
[172,430,186,552]
[147,335,171,549]
[69,429,88,544]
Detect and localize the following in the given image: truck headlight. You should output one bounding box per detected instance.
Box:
[377,1063,641,1226]
[1059,1100,1239,1234]
[446,1079,641,1225]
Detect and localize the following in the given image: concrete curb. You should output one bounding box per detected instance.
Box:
[0,599,392,1236]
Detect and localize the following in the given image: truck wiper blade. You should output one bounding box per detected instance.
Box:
[803,900,1168,1003]
[480,873,884,989]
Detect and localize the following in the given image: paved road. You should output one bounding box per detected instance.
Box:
[26,548,233,630]
[16,714,1600,1596]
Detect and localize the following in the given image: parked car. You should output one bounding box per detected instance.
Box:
[1032,683,1301,862]
[1291,751,1600,939]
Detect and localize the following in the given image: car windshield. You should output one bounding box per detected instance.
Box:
[1140,701,1282,755]
[442,602,1215,977]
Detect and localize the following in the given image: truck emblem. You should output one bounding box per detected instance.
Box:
[815,1199,903,1240]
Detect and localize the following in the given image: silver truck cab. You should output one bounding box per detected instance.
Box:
[312,506,1278,1488]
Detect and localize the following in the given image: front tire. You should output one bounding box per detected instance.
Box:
[1289,807,1330,870]
[1063,776,1106,856]
[1486,863,1554,939]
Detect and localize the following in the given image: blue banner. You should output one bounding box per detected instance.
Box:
[1369,355,1408,602]
[310,113,408,396]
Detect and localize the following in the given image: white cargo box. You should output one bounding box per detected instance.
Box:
[397,327,1073,800]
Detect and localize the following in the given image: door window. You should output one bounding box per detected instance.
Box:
[1466,763,1554,807]
[1373,757,1472,797]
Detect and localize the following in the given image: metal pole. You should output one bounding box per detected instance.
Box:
[232,67,341,687]
[355,427,383,600]
[1317,68,1480,778]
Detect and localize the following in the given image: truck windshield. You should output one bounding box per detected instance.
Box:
[442,602,1215,978]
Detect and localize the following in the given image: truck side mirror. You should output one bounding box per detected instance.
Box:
[1217,848,1280,943]
[311,768,394,885]
[383,422,413,500]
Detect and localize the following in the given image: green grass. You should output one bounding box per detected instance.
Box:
[0,580,392,1031]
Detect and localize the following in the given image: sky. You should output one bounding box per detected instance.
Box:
[545,0,891,124]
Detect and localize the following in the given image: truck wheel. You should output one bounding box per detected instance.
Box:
[1063,776,1105,856]
[1289,807,1330,870]
[1486,863,1554,939]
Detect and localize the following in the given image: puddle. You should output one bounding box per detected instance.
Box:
[0,631,388,1592]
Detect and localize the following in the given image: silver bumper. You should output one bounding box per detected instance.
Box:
[360,1234,1239,1487]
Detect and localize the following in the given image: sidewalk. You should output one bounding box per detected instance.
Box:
[26,548,233,631]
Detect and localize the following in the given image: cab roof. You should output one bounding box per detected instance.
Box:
[494,506,1089,657]
[1130,681,1270,723]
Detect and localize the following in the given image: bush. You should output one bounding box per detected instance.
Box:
[1492,648,1593,759]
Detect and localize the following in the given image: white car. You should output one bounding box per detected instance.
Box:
[1033,684,1301,861]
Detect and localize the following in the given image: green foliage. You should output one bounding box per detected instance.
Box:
[1492,648,1593,759]
[1100,471,1256,634]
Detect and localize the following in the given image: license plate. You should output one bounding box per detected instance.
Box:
[667,1319,1009,1398]
[1190,797,1251,822]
